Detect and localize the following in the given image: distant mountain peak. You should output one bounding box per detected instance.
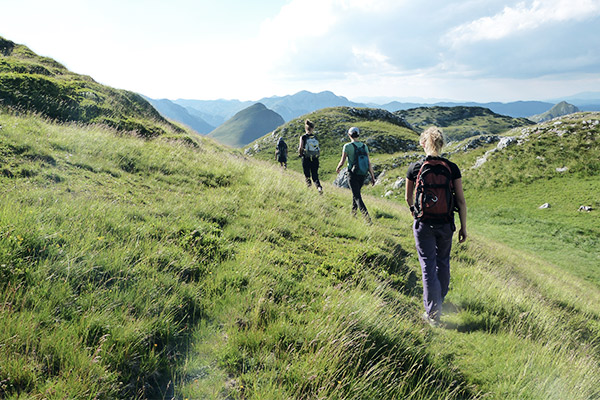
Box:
[529,101,579,123]
[207,103,284,148]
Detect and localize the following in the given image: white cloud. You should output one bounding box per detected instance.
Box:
[255,0,408,73]
[445,0,600,46]
[3,0,599,101]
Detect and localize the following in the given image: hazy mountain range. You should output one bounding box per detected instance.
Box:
[146,90,600,140]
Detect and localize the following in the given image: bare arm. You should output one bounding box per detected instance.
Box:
[405,179,415,214]
[336,151,348,173]
[368,160,376,186]
[453,178,468,243]
[298,136,304,157]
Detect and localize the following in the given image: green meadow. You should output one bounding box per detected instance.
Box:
[1,110,599,399]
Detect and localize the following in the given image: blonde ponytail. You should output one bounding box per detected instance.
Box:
[420,127,445,156]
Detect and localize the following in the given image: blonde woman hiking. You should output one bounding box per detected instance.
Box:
[405,127,467,327]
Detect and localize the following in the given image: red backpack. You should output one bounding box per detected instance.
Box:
[414,158,455,222]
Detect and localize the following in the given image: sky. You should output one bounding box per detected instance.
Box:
[2,0,600,102]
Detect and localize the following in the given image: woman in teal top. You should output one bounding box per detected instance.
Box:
[336,127,375,222]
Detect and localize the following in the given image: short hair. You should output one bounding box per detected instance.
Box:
[305,119,315,130]
[420,127,445,156]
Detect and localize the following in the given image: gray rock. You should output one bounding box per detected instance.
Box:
[374,169,386,185]
[392,177,405,189]
[333,168,370,188]
[497,137,516,150]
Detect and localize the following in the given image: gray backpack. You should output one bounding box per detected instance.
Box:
[304,136,320,157]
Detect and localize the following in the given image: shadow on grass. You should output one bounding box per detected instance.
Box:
[441,302,502,334]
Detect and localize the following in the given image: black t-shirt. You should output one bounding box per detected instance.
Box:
[406,156,462,182]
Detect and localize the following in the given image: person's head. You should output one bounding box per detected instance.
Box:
[420,126,445,156]
[305,119,315,133]
[348,126,360,140]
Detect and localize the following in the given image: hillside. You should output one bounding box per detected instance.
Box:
[145,97,214,134]
[208,102,285,147]
[528,101,580,123]
[245,106,419,180]
[0,36,180,137]
[1,109,599,399]
[395,106,535,141]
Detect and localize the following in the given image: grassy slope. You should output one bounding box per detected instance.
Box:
[0,36,180,137]
[451,113,600,286]
[0,111,598,400]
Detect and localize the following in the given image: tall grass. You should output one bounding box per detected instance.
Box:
[1,112,599,399]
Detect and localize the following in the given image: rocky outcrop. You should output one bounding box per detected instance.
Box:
[333,168,371,188]
[347,107,414,130]
[472,112,600,169]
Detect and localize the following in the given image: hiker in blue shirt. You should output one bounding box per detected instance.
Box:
[336,127,375,222]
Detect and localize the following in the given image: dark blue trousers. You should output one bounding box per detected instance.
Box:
[413,220,454,321]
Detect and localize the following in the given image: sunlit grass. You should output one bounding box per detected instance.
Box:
[1,111,599,399]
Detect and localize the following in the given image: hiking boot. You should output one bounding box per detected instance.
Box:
[422,312,441,328]
[317,186,323,194]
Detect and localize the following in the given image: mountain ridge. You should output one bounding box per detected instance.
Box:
[396,106,535,141]
[162,91,593,130]
[145,97,214,134]
[208,102,285,147]
[0,36,180,137]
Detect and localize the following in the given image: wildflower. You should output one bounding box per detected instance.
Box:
[97,236,104,241]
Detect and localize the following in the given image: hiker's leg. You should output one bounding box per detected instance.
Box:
[311,158,321,188]
[348,172,361,213]
[435,223,453,301]
[302,157,312,186]
[349,173,368,215]
[413,221,442,321]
